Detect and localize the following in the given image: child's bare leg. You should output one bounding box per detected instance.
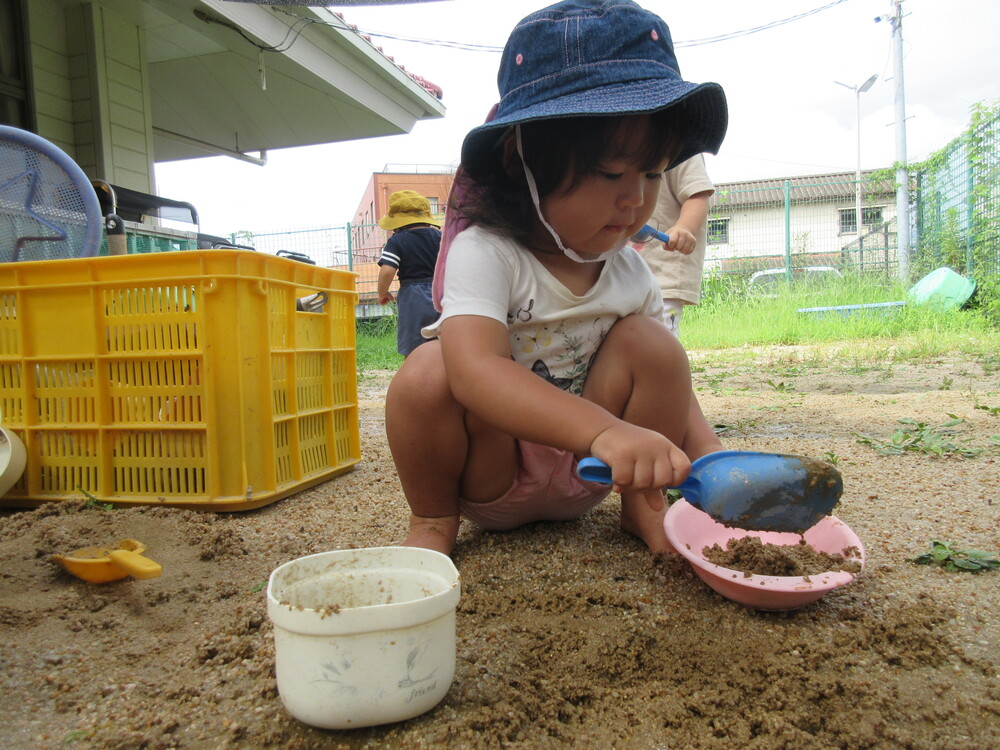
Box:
[616,492,670,554]
[385,342,516,554]
[683,395,724,460]
[583,316,718,553]
[385,343,465,553]
[619,399,723,553]
[403,515,461,555]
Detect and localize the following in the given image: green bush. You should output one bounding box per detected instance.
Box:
[972,271,1000,326]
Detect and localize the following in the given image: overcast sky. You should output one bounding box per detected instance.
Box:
[155,0,999,236]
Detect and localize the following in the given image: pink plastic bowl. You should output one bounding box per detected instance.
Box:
[663,499,865,611]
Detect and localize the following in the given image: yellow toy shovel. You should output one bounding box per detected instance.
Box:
[52,539,162,583]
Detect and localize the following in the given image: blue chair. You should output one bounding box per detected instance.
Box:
[0,125,103,262]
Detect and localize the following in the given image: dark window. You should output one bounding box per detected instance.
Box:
[838,208,858,234]
[0,0,30,128]
[840,206,885,235]
[862,206,883,227]
[707,217,729,244]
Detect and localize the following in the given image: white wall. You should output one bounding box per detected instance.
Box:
[704,199,897,271]
[26,0,155,191]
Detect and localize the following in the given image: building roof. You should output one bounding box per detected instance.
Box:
[711,170,896,209]
[126,0,446,162]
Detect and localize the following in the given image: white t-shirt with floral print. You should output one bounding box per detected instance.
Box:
[422,225,664,395]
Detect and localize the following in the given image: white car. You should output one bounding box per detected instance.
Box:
[747,266,843,296]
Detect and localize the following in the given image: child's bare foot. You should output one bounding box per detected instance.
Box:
[402,514,461,556]
[620,492,675,554]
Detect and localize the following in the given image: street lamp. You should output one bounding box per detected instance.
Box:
[835,74,878,241]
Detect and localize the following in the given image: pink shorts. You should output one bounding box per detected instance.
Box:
[459,441,611,531]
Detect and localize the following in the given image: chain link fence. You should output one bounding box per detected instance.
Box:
[234,223,391,317]
[912,104,999,279]
[703,173,900,278]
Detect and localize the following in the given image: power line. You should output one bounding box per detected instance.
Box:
[272,6,502,52]
[675,0,851,47]
[350,31,502,53]
[195,8,316,52]
[350,0,853,53]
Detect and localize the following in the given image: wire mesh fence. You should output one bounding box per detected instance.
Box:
[704,172,900,278]
[912,104,999,279]
[234,223,392,314]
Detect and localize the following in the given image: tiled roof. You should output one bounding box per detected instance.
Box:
[333,12,443,100]
[711,170,896,209]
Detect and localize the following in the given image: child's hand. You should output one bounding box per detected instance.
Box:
[662,224,697,254]
[589,423,691,503]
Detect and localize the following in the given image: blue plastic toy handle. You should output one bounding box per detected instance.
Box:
[577,456,701,505]
[577,457,614,483]
[630,224,670,244]
[647,226,670,243]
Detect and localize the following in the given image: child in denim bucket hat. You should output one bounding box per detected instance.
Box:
[386,0,728,555]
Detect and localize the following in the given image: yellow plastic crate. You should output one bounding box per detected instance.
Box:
[0,250,360,511]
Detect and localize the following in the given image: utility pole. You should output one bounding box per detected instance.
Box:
[835,75,877,247]
[882,0,911,281]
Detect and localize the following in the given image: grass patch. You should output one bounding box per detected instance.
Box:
[682,269,1000,360]
[353,270,1000,374]
[356,314,403,374]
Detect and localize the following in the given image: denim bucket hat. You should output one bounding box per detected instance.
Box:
[461,0,727,172]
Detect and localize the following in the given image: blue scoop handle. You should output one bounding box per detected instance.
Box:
[630,224,670,244]
[576,451,843,534]
[578,456,701,496]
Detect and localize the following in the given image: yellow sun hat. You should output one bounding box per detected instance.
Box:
[378,190,442,230]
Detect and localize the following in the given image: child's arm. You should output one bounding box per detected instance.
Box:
[376,264,397,305]
[662,190,712,255]
[439,315,690,493]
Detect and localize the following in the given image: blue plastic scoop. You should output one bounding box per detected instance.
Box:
[576,450,843,534]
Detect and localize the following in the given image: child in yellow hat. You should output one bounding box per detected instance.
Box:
[377,190,442,356]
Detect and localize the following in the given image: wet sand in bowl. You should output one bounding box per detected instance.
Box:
[703,536,864,577]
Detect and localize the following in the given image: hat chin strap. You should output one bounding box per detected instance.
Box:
[516,125,626,264]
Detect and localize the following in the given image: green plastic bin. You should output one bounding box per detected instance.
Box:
[906,267,976,310]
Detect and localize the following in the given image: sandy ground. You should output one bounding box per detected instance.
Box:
[1,345,998,749]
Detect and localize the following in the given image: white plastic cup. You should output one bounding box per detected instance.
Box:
[266,546,461,729]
